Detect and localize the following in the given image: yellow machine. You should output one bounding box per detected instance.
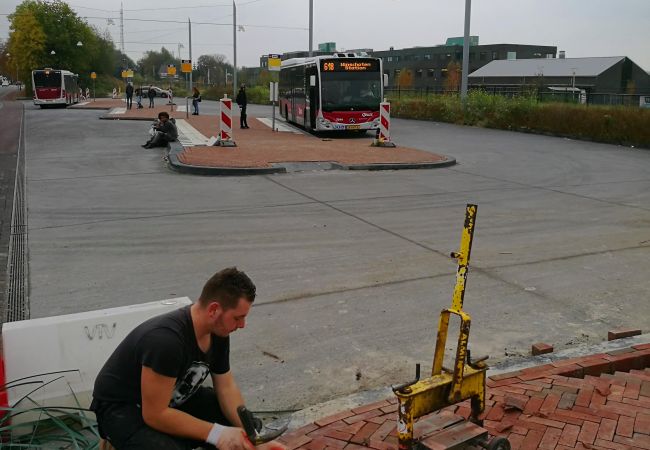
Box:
[392,204,510,450]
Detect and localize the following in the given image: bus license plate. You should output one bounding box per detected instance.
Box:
[347,125,361,130]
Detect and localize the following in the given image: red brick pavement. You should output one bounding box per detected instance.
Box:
[278,344,650,449]
[179,115,446,169]
[74,99,451,169]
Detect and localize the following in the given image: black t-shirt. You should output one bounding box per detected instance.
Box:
[93,305,229,407]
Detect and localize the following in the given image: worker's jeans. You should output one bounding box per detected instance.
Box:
[92,387,230,450]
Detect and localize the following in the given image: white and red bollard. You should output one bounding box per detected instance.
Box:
[373,100,396,147]
[217,94,236,147]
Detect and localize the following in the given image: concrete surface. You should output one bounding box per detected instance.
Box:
[22,101,650,413]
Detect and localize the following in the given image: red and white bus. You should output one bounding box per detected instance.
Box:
[279,54,385,132]
[32,68,80,107]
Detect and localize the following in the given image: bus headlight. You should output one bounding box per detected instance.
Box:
[317,117,332,128]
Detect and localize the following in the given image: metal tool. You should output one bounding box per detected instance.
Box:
[237,405,289,445]
[392,204,510,450]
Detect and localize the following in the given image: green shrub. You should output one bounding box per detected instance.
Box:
[389,92,650,148]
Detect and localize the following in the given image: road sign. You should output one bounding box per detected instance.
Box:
[120,69,134,78]
[167,64,177,76]
[121,70,127,78]
[90,72,97,79]
[269,82,278,102]
[268,54,281,72]
[181,60,192,73]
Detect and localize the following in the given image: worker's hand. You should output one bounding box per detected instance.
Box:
[256,440,287,450]
[217,426,255,450]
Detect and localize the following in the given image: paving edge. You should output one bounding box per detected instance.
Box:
[165,143,286,176]
[166,144,456,176]
[280,333,650,431]
[99,115,156,121]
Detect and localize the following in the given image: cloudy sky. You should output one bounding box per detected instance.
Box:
[1,0,649,70]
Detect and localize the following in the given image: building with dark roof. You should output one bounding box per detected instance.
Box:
[371,43,557,92]
[468,56,650,95]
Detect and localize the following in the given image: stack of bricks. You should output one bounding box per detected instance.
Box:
[278,343,650,449]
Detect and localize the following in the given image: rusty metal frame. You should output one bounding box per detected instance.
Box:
[393,204,486,450]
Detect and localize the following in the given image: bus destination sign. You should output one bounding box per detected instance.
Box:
[321,59,379,72]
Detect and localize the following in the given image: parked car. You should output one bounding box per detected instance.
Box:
[1,79,10,87]
[135,86,169,98]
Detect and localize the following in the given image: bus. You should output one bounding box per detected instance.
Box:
[32,68,80,107]
[279,53,386,132]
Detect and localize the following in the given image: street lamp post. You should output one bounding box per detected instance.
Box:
[460,0,471,101]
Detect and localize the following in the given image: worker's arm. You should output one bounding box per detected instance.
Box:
[141,366,253,450]
[212,370,246,428]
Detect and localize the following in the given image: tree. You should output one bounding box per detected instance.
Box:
[445,61,461,93]
[397,69,413,88]
[137,47,177,81]
[6,0,122,86]
[6,8,45,82]
[195,54,232,85]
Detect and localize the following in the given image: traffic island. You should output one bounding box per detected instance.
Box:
[79,103,455,174]
[166,115,455,175]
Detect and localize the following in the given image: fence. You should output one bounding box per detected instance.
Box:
[384,87,648,107]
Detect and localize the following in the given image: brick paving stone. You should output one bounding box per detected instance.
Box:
[538,426,562,449]
[350,422,380,445]
[321,428,353,441]
[558,392,578,409]
[613,433,650,448]
[369,420,396,442]
[639,381,650,397]
[282,349,650,449]
[558,423,581,447]
[523,396,545,415]
[315,411,355,427]
[505,433,525,449]
[597,417,618,441]
[351,400,390,415]
[578,420,600,445]
[617,415,636,438]
[332,421,366,435]
[540,393,561,414]
[521,414,566,429]
[520,429,545,450]
[343,409,383,425]
[636,413,650,435]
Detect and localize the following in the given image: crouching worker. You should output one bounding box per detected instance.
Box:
[142,111,178,148]
[91,268,286,450]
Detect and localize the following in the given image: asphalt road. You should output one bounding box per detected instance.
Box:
[23,100,650,411]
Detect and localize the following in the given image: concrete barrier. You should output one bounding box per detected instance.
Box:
[1,297,192,426]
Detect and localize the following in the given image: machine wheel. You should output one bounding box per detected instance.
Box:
[486,437,511,450]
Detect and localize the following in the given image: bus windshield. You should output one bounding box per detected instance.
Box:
[321,71,381,111]
[33,71,62,88]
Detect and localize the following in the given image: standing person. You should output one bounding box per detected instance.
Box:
[148,85,155,108]
[91,267,286,450]
[192,87,201,115]
[236,84,249,129]
[125,82,134,109]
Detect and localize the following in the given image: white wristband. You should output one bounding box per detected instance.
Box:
[206,423,225,446]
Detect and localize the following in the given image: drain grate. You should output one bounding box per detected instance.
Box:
[5,105,29,322]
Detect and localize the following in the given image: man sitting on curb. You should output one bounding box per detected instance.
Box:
[91,267,286,450]
[142,111,178,149]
